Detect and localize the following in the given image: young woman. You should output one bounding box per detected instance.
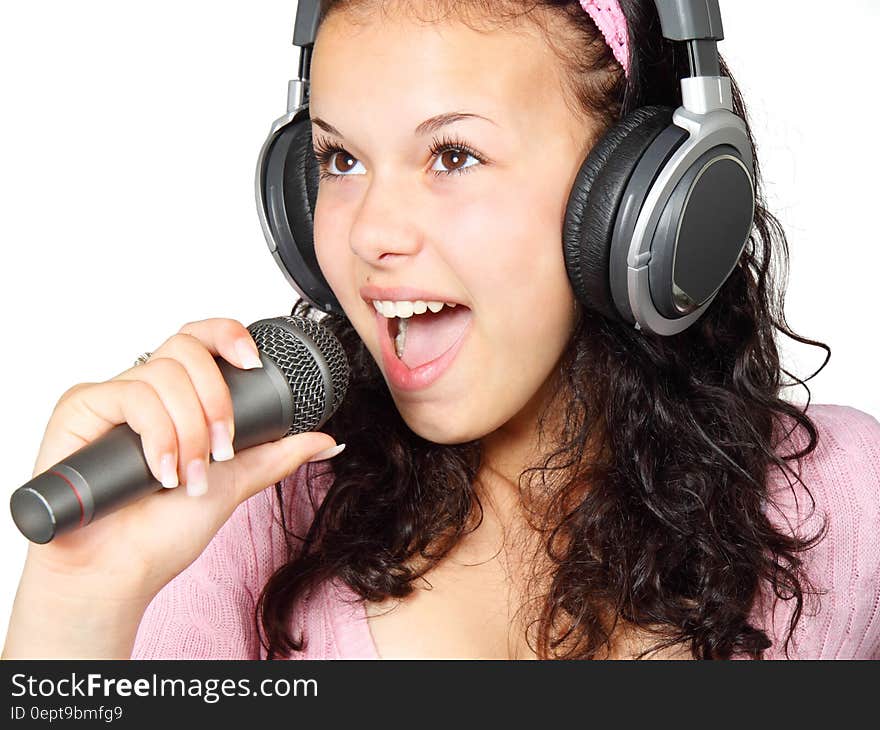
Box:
[4,0,879,660]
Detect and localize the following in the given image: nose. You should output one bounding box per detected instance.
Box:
[348,175,424,266]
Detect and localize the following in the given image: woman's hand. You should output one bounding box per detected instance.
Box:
[3,317,339,658]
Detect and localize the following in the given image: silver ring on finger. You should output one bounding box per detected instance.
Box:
[133,351,153,367]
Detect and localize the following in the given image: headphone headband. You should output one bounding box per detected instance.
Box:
[291,1,724,83]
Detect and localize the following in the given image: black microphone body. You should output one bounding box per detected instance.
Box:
[10,315,348,544]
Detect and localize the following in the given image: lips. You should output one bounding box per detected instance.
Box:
[372,306,473,392]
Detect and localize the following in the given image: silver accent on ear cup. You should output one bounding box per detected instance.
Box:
[681,75,732,114]
[672,282,698,314]
[623,107,754,336]
[287,79,306,113]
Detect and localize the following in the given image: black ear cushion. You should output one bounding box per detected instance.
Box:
[563,105,674,321]
[266,111,343,314]
[282,115,321,262]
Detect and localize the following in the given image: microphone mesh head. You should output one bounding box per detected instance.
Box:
[247,315,349,434]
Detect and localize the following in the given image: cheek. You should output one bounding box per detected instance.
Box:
[451,175,572,312]
[313,195,351,296]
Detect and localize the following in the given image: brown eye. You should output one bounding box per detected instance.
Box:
[439,149,468,171]
[429,137,484,177]
[332,151,357,174]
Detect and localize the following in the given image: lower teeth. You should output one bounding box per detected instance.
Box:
[394,317,408,359]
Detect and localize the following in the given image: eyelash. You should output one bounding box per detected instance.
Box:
[311,133,487,182]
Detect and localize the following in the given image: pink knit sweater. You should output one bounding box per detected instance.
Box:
[131,403,880,660]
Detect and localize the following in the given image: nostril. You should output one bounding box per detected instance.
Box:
[378,252,403,262]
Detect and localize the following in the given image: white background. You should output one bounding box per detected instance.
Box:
[1,1,877,649]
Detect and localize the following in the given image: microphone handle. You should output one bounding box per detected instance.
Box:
[11,354,295,544]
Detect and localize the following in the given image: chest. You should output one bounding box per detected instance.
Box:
[360,548,696,660]
[364,547,540,660]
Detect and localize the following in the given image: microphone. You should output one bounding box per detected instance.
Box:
[10,315,349,544]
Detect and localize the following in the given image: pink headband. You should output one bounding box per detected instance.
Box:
[579,0,630,77]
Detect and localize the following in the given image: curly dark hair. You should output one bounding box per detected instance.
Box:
[255,0,831,660]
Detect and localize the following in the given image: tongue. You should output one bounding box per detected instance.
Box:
[400,306,471,370]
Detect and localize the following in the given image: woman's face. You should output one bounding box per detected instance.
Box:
[309,9,594,446]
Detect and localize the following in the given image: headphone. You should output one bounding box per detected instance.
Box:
[255,0,755,337]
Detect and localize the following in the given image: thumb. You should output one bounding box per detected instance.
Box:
[223,432,342,503]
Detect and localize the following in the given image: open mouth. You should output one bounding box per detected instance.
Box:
[379,303,472,370]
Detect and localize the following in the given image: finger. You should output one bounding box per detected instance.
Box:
[177,318,263,371]
[139,332,237,462]
[115,357,211,493]
[45,380,180,489]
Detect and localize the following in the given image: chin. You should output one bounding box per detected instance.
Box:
[393,402,488,446]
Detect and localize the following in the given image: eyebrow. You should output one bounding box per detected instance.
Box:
[310,111,498,139]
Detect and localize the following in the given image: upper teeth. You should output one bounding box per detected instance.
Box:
[372,300,458,318]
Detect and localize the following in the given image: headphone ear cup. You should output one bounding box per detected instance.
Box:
[283,116,320,245]
[563,105,675,322]
[261,111,344,314]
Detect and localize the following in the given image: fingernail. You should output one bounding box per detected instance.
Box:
[160,453,178,489]
[307,443,346,462]
[185,459,208,497]
[234,339,263,369]
[210,421,234,461]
